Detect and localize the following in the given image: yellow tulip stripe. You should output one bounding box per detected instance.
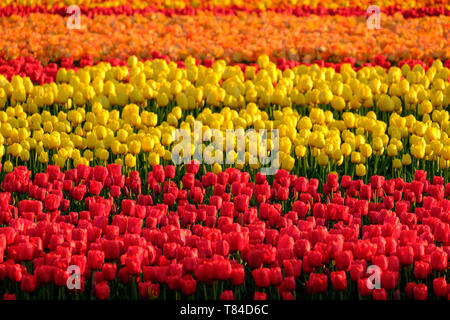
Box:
[0,55,449,182]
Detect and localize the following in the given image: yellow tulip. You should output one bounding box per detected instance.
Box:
[125,154,136,168]
[355,164,366,177]
[4,161,13,173]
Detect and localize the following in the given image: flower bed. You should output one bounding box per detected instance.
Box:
[0,165,449,300]
[0,13,448,64]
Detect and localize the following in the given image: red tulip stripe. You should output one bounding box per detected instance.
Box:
[0,5,448,18]
[0,164,449,300]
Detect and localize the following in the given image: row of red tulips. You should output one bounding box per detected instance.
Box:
[0,4,448,18]
[0,164,448,300]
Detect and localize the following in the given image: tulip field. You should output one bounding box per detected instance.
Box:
[0,0,449,302]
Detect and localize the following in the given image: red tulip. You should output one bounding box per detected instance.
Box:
[15,242,34,261]
[95,281,110,300]
[112,215,127,234]
[397,246,414,265]
[138,281,150,299]
[3,293,16,300]
[335,250,353,271]
[306,273,328,295]
[125,255,141,275]
[307,250,323,268]
[93,166,108,184]
[360,185,372,200]
[122,199,136,216]
[381,270,398,290]
[331,271,347,291]
[382,196,394,210]
[281,291,294,300]
[413,283,428,300]
[20,273,37,293]
[414,170,427,182]
[294,238,311,258]
[414,261,430,279]
[180,275,197,295]
[215,240,229,256]
[186,161,200,174]
[127,217,143,234]
[70,255,87,275]
[89,180,103,196]
[372,255,388,271]
[234,195,249,212]
[430,250,448,271]
[405,282,416,299]
[34,265,53,285]
[110,185,121,198]
[194,263,213,283]
[164,165,175,179]
[433,277,447,297]
[182,173,195,189]
[326,173,339,189]
[63,180,73,192]
[255,172,266,184]
[103,240,121,260]
[358,278,373,297]
[44,194,61,212]
[217,172,229,185]
[231,266,245,286]
[33,172,48,188]
[94,271,104,284]
[285,259,302,278]
[215,259,232,281]
[118,267,131,284]
[254,292,267,300]
[372,288,387,300]
[270,267,283,286]
[54,268,70,287]
[72,185,87,201]
[252,267,271,288]
[387,256,400,272]
[220,290,234,300]
[87,250,105,270]
[276,187,289,201]
[281,276,296,292]
[152,167,164,183]
[190,187,204,204]
[370,176,384,190]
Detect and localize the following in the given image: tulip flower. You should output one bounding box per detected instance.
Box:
[180,275,197,296]
[331,271,347,291]
[253,292,267,300]
[220,290,234,300]
[432,277,448,298]
[413,283,428,300]
[95,281,110,300]
[252,267,271,288]
[430,250,448,271]
[306,273,328,295]
[372,288,388,300]
[87,250,105,270]
[20,273,37,293]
